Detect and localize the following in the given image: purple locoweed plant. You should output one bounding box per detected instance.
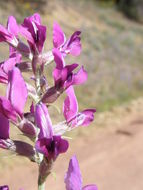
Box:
[0,13,97,190]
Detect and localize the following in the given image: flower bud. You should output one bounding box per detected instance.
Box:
[18,118,37,139]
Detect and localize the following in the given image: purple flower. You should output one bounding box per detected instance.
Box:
[19,13,46,54]
[41,49,87,103]
[35,103,69,160]
[63,86,96,128]
[0,185,9,190]
[53,22,81,56]
[53,86,96,136]
[0,67,27,122]
[0,16,19,47]
[65,156,97,190]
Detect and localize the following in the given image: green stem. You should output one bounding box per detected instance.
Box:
[38,182,45,190]
[38,158,53,190]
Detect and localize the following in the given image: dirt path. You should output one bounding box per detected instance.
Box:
[1,98,143,190]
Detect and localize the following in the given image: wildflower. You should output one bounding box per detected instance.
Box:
[19,13,46,55]
[35,103,69,161]
[53,86,96,136]
[41,49,87,103]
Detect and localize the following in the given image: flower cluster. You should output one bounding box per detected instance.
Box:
[0,13,96,189]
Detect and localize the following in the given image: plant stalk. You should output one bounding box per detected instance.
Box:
[38,182,45,190]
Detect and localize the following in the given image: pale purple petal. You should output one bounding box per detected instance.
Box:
[69,109,96,128]
[19,25,34,44]
[3,56,20,73]
[79,109,96,126]
[72,66,88,85]
[7,67,28,116]
[82,185,98,190]
[53,121,68,135]
[63,86,78,122]
[65,155,82,190]
[0,24,11,42]
[7,16,19,37]
[64,31,81,56]
[0,66,8,83]
[35,103,53,139]
[53,22,66,48]
[30,13,41,24]
[0,112,9,139]
[0,23,18,46]
[53,48,65,69]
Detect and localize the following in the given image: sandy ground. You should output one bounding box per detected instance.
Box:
[1,98,143,190]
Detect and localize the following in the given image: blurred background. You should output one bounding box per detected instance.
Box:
[0,0,143,189]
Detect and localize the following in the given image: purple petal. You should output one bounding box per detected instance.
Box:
[19,25,34,44]
[35,103,53,139]
[35,24,46,53]
[65,155,82,190]
[7,67,28,116]
[35,138,51,157]
[53,22,66,48]
[0,66,8,83]
[64,31,81,56]
[69,109,96,128]
[0,24,11,43]
[0,23,18,47]
[0,185,9,190]
[7,16,19,37]
[82,185,98,190]
[30,13,41,24]
[20,13,46,53]
[53,48,65,69]
[3,56,21,74]
[53,136,69,154]
[53,64,78,89]
[36,136,68,160]
[63,86,78,122]
[0,97,17,121]
[0,112,9,139]
[72,66,88,85]
[79,109,96,126]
